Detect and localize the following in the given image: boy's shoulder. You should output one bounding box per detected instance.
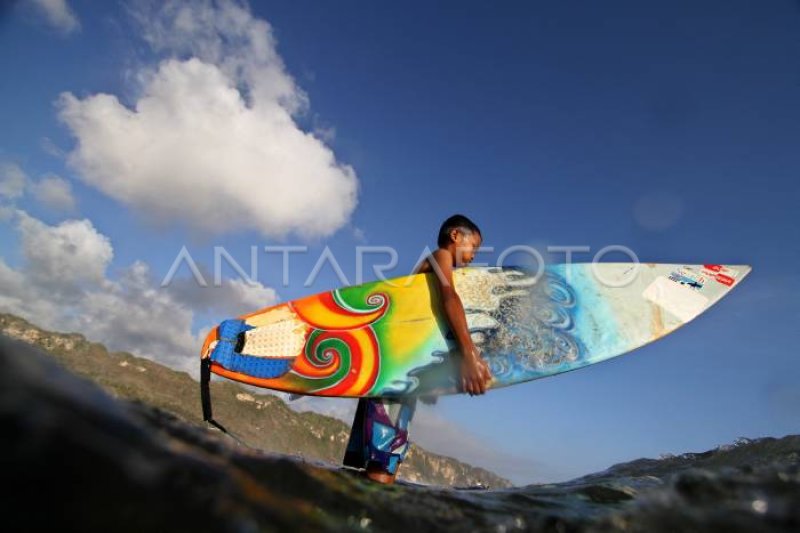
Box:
[432,247,453,259]
[415,248,453,274]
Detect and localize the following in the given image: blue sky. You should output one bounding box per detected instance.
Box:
[1,0,798,484]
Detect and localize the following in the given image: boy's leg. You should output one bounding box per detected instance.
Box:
[363,396,417,482]
[343,398,368,469]
[343,396,418,483]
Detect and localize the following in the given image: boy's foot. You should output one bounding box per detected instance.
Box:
[365,464,397,485]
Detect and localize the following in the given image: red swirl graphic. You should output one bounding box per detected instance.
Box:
[290,291,389,330]
[291,327,380,396]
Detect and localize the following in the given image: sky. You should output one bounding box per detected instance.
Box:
[1,0,798,485]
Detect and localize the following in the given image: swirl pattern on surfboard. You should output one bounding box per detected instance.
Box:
[466,268,583,382]
[287,290,386,395]
[290,291,389,330]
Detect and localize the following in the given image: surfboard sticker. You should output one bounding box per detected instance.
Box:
[702,264,740,286]
[667,267,707,291]
[643,276,710,322]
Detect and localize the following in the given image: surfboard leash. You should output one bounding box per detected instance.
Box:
[200,357,255,449]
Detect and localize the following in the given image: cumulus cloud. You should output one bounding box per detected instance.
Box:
[16,212,112,294]
[0,163,27,200]
[28,0,81,34]
[0,211,278,375]
[165,270,279,319]
[30,174,77,212]
[0,212,115,334]
[58,0,358,239]
[1,163,78,213]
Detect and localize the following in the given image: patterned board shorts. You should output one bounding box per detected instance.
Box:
[343,396,418,475]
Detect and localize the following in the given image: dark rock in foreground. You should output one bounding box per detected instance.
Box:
[1,335,798,532]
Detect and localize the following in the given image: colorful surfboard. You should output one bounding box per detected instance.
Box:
[200,263,750,403]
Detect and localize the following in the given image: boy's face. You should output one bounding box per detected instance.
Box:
[453,229,482,266]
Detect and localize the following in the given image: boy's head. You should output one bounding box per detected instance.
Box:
[437,214,482,266]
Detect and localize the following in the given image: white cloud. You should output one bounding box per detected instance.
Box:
[131,0,306,114]
[1,164,77,213]
[28,0,81,34]
[0,259,28,308]
[0,211,278,375]
[74,260,200,372]
[30,174,77,212]
[16,211,112,294]
[0,163,27,200]
[0,212,113,332]
[312,124,337,144]
[164,272,279,318]
[58,0,358,239]
[227,277,279,309]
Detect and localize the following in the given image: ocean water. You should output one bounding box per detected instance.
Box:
[2,335,798,532]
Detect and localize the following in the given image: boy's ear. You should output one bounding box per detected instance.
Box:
[449,228,461,244]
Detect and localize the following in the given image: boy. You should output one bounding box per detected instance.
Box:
[343,214,493,484]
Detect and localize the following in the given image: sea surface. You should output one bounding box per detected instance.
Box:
[1,335,797,532]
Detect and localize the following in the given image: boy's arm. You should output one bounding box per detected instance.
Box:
[428,249,492,395]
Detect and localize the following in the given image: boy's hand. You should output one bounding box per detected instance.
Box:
[460,345,493,396]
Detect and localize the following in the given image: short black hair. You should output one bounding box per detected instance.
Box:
[437,214,482,248]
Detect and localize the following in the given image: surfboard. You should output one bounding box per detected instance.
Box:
[199,263,750,400]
